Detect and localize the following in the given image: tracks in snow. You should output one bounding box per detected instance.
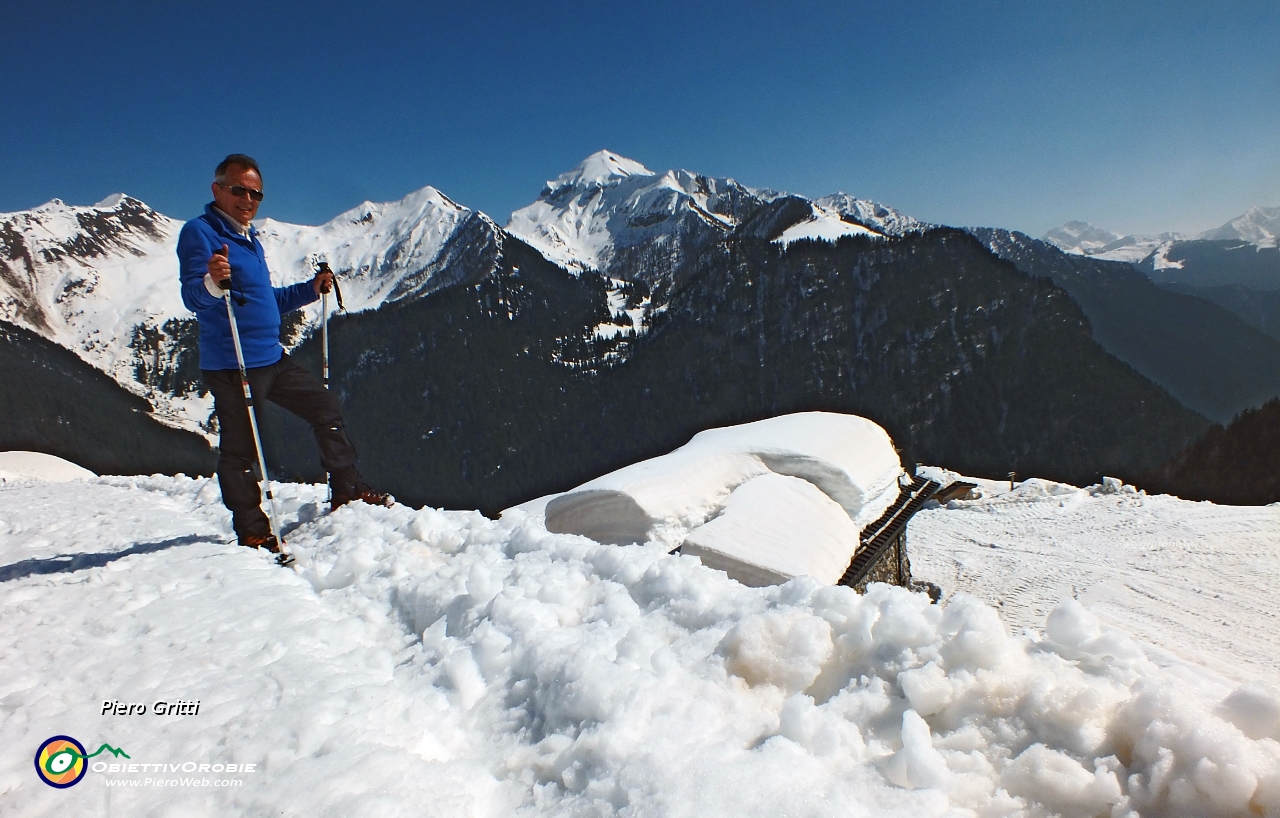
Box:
[910,481,1280,686]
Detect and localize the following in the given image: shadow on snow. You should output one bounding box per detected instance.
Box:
[0,534,225,582]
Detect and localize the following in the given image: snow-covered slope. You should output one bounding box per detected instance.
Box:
[772,203,885,248]
[3,470,1279,816]
[912,467,1280,688]
[0,188,496,434]
[506,150,927,280]
[813,193,931,237]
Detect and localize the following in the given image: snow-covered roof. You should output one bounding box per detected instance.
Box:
[533,412,904,586]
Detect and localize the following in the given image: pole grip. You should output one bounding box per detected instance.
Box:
[215,245,230,289]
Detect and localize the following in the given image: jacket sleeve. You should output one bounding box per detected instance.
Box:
[275,280,320,314]
[178,222,223,312]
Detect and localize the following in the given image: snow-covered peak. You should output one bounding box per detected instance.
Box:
[94,192,128,209]
[324,184,468,229]
[509,152,931,278]
[549,150,654,192]
[508,152,781,275]
[1042,221,1124,253]
[1198,205,1280,247]
[256,183,486,314]
[0,193,173,245]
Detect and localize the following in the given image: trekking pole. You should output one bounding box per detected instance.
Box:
[217,258,285,558]
[316,261,344,505]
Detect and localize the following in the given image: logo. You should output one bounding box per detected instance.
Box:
[34,736,129,788]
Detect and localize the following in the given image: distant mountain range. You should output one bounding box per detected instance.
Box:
[6,151,1279,507]
[1043,206,1280,261]
[1041,209,1280,353]
[972,228,1280,423]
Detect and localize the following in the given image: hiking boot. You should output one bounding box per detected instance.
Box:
[330,467,393,510]
[238,533,283,554]
[331,484,394,510]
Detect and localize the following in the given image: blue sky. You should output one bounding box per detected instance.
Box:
[3,1,1277,236]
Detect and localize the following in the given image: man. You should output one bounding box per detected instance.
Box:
[178,153,389,553]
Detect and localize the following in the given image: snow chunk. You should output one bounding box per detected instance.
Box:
[1217,685,1280,742]
[1001,744,1123,817]
[0,451,96,483]
[540,412,903,585]
[881,710,951,790]
[719,607,833,691]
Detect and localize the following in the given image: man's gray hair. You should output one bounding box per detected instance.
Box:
[214,153,261,183]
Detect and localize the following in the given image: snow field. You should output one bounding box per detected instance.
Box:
[910,469,1280,688]
[4,474,1280,815]
[772,205,883,248]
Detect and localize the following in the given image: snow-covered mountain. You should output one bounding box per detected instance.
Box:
[506,150,928,283]
[505,150,780,282]
[0,188,502,435]
[257,185,501,311]
[1041,220,1183,264]
[0,195,210,427]
[812,192,931,236]
[971,226,1280,423]
[1200,204,1280,247]
[1041,209,1280,340]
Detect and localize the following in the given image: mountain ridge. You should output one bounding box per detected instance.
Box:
[2,151,1246,499]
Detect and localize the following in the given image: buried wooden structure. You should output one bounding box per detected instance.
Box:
[838,475,944,593]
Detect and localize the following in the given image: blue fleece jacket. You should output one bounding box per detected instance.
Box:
[178,204,317,371]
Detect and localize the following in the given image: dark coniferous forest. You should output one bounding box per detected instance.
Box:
[0,320,216,475]
[1140,398,1280,505]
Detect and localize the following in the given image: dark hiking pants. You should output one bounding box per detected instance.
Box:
[203,353,357,538]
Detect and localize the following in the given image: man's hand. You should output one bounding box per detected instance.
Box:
[208,245,231,289]
[313,266,334,296]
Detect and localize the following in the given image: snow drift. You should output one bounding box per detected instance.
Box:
[535,412,903,586]
[0,451,96,483]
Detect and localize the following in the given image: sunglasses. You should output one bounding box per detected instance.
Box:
[220,183,264,202]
